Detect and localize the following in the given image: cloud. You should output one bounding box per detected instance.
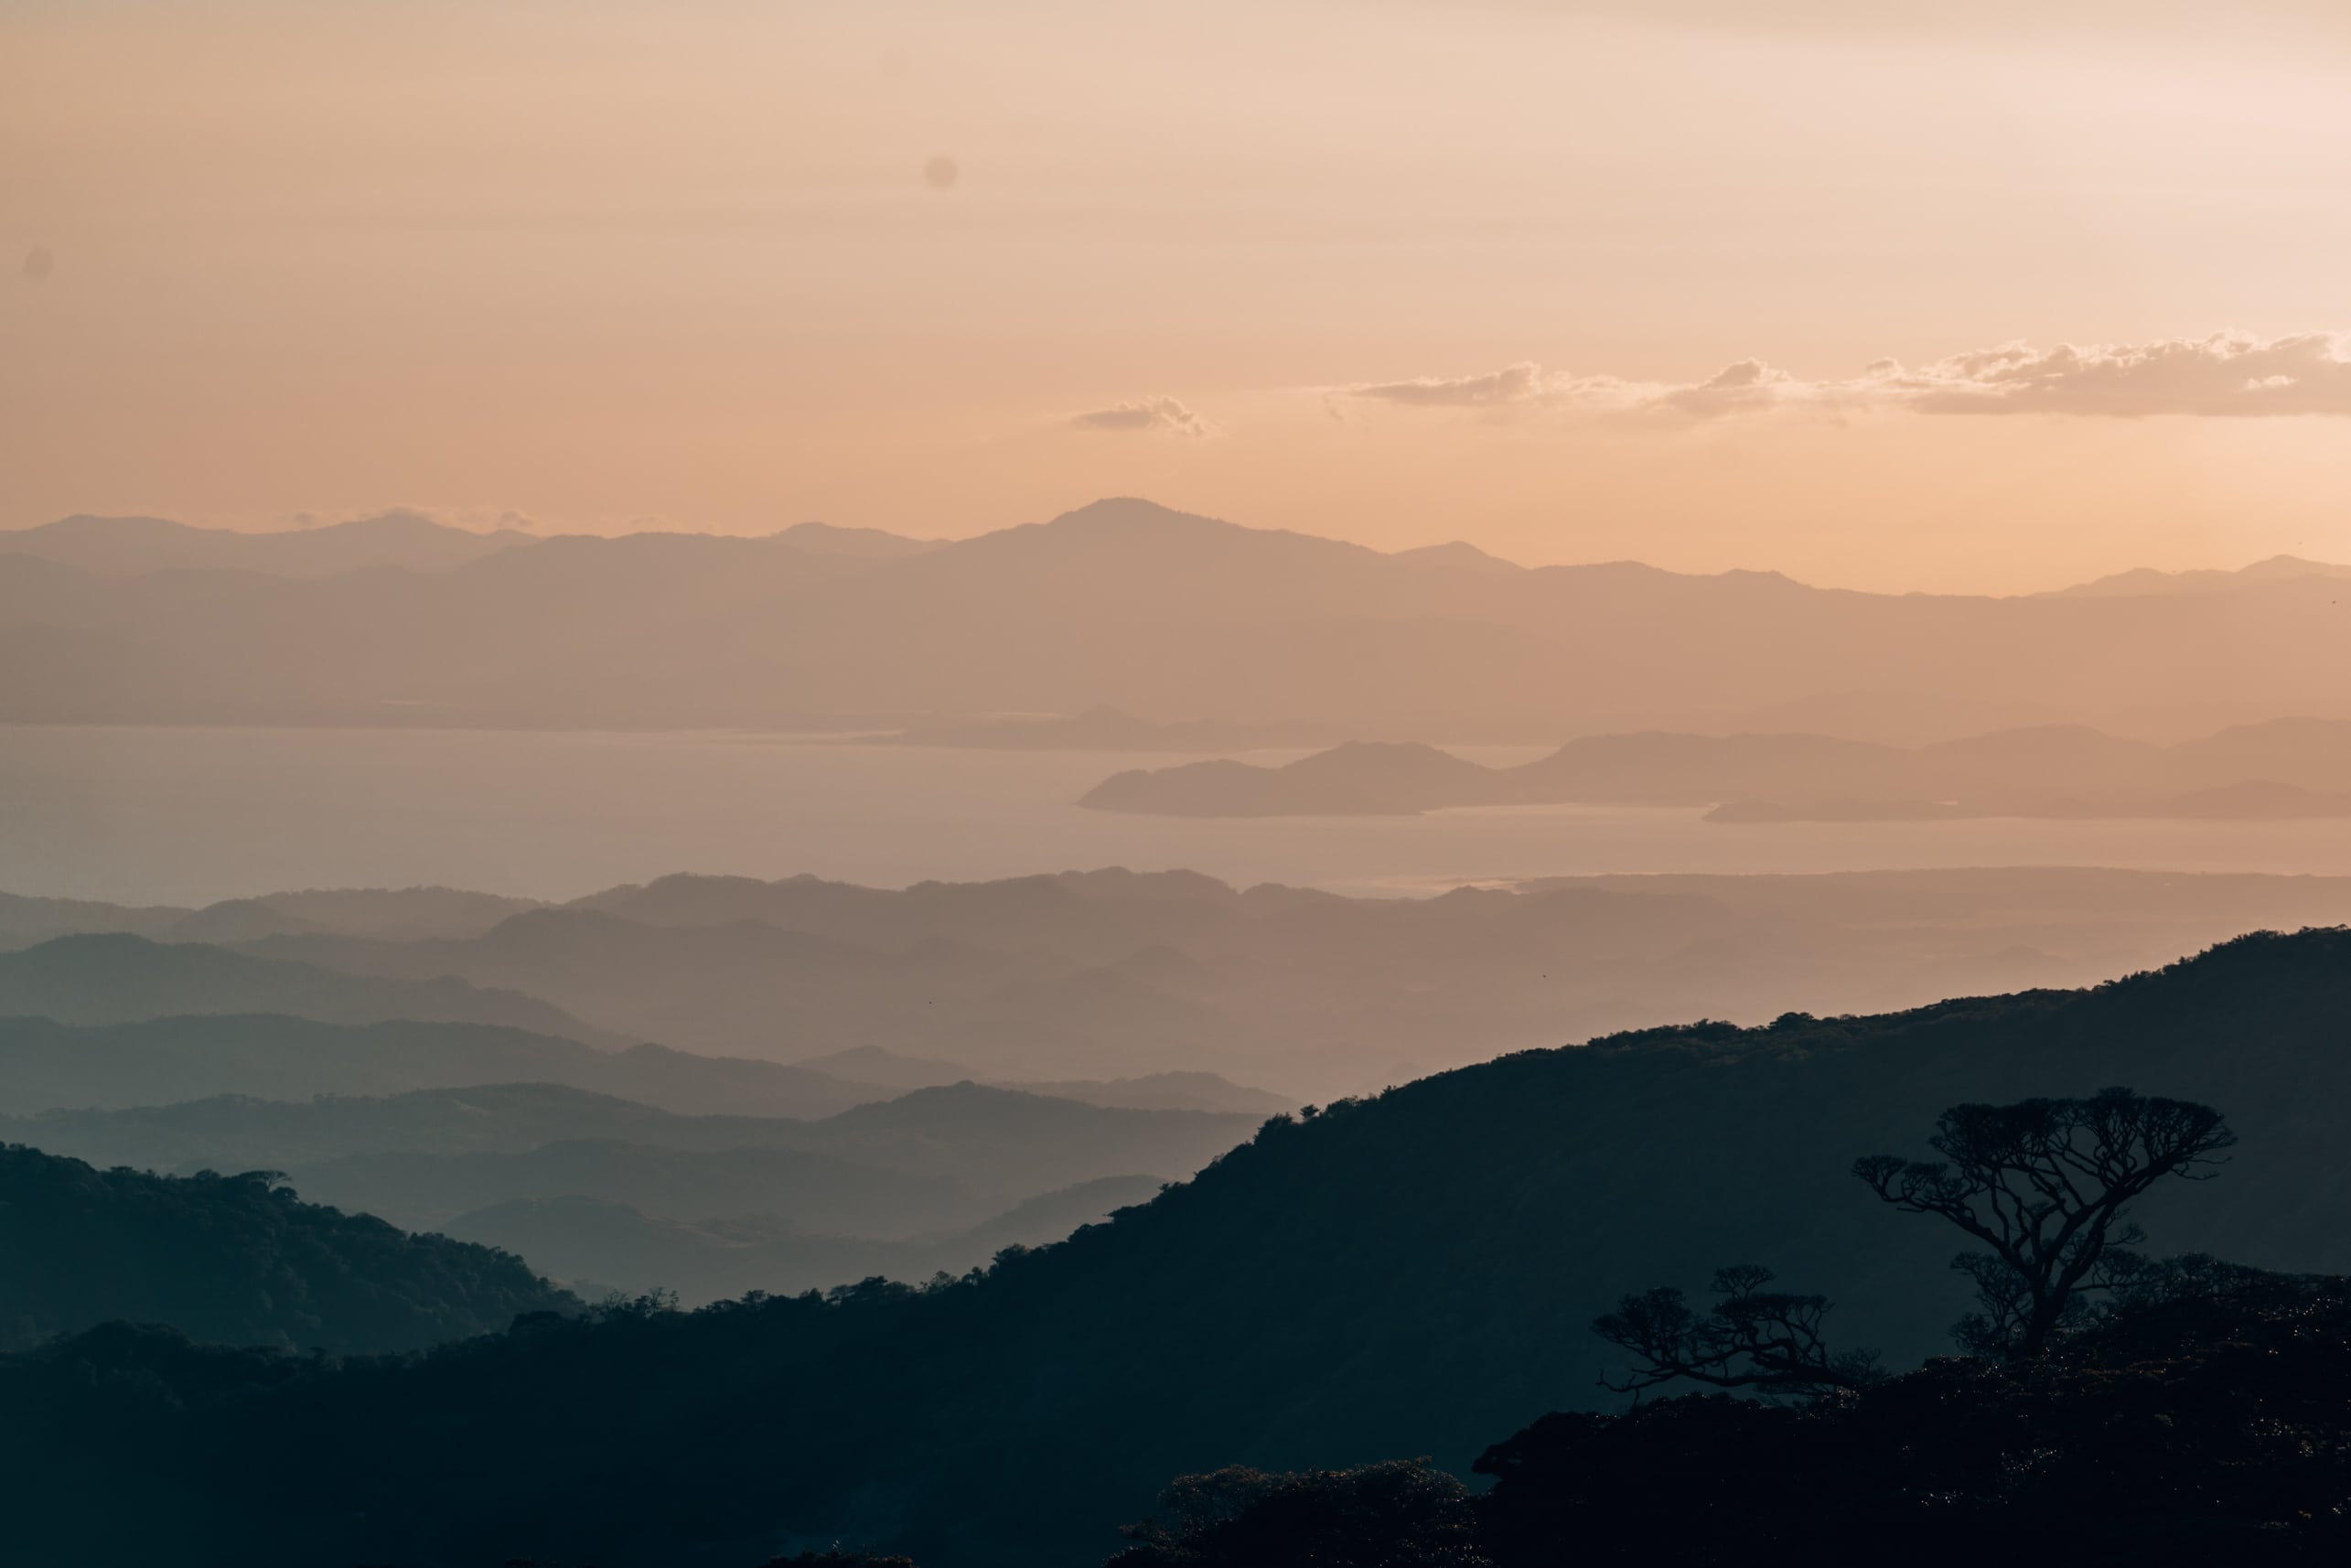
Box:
[1334,360,1747,418]
[1347,362,1550,408]
[1068,396,1213,437]
[1334,330,2351,423]
[1654,359,1798,417]
[1878,332,2351,416]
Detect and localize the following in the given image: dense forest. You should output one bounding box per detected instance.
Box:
[1109,1271,2350,1567]
[0,1144,577,1353]
[4,928,2350,1564]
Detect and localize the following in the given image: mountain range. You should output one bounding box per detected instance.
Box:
[441,1175,1165,1305]
[8,927,2351,1566]
[7,499,2351,737]
[12,865,2351,1094]
[0,1015,883,1121]
[0,932,621,1043]
[1,1081,1257,1238]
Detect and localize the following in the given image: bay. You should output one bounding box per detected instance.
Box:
[7,725,2351,907]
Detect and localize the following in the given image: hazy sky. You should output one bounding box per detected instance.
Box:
[6,0,2351,591]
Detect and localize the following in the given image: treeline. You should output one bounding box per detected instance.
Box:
[1105,1269,2351,1567]
[0,1144,577,1353]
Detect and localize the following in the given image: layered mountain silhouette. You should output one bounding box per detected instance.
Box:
[1082,718,2351,819]
[441,1173,1165,1305]
[7,498,2351,734]
[14,865,2351,1094]
[790,1046,1289,1112]
[9,929,2351,1566]
[5,1081,1257,1237]
[0,932,618,1042]
[0,1015,887,1120]
[0,884,541,951]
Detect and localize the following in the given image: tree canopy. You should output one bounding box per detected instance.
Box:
[0,1143,577,1354]
[1854,1087,2235,1357]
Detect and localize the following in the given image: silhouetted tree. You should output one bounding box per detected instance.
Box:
[1853,1086,2234,1359]
[1489,1270,2351,1568]
[1591,1264,1879,1396]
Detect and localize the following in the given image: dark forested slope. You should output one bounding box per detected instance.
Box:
[6,929,2351,1567]
[0,1144,576,1354]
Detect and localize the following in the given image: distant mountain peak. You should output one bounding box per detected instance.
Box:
[1389,540,1523,573]
[2046,553,2351,598]
[772,521,945,560]
[1040,497,1229,532]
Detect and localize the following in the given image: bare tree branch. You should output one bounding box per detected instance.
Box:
[1592,1266,1880,1398]
[1853,1087,2233,1359]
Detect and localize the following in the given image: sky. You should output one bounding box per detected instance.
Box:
[5,0,2351,593]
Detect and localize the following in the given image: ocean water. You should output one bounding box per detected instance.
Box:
[7,725,2351,908]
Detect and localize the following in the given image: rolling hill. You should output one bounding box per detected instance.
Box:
[0,1144,576,1354]
[0,933,614,1041]
[3,1081,1259,1236]
[0,885,541,953]
[15,866,2351,1096]
[0,1015,887,1120]
[8,928,2351,1565]
[441,1174,1165,1305]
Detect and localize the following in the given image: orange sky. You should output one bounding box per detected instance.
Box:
[5,0,2351,593]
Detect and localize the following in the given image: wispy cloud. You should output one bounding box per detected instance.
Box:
[1333,331,2351,421]
[1347,362,1551,408]
[1654,359,1798,418]
[1069,396,1213,436]
[1884,332,2351,416]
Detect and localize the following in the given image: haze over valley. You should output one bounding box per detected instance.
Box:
[11,2,2351,1563]
[10,507,2351,1565]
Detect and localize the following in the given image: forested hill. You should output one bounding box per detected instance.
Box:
[7,928,2351,1566]
[0,1144,578,1353]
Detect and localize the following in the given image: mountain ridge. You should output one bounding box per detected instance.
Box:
[11,927,2351,1565]
[12,498,2351,736]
